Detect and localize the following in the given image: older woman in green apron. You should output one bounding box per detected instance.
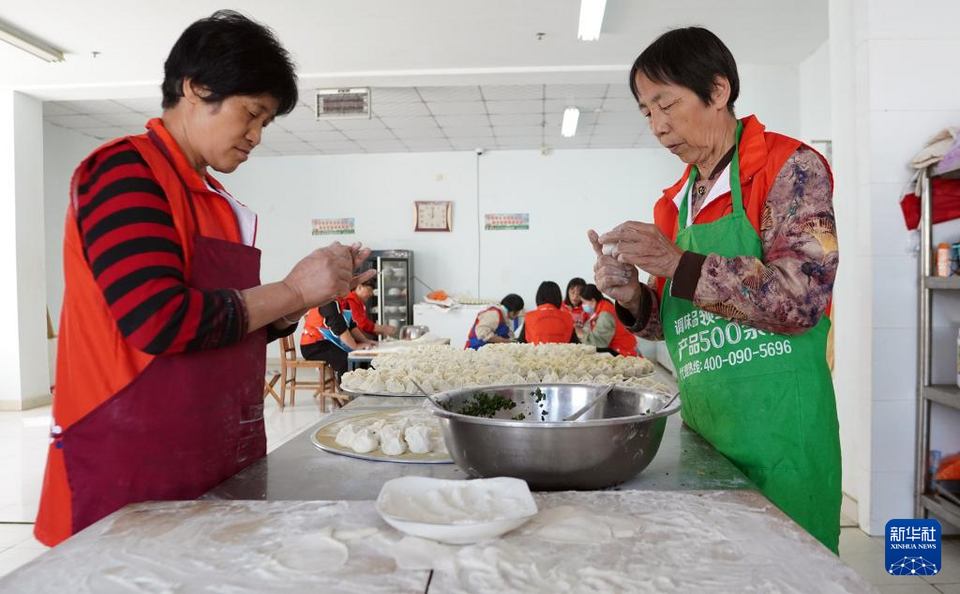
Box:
[589,27,841,553]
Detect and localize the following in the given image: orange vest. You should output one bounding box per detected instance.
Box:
[524,304,574,344]
[593,300,638,357]
[35,119,244,546]
[300,299,350,346]
[651,115,832,299]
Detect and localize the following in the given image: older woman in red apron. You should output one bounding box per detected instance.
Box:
[590,27,841,553]
[35,10,375,546]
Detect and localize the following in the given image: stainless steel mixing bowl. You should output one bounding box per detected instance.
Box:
[427,384,680,490]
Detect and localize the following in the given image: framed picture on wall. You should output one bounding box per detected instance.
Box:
[414,200,452,232]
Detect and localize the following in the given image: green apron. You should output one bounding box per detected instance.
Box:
[661,122,842,553]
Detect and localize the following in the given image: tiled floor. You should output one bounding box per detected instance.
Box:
[0,377,330,578]
[2,390,960,590]
[840,527,960,593]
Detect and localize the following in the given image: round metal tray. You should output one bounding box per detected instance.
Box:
[339,386,425,398]
[311,410,453,465]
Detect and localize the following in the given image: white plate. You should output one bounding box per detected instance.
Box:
[376,477,538,544]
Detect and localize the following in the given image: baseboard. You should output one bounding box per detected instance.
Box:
[0,392,53,411]
[841,491,858,527]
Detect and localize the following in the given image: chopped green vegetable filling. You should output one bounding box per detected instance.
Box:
[457,392,517,418]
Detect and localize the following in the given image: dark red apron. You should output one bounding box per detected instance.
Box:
[61,132,267,535]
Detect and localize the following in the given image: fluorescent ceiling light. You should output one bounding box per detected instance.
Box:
[0,20,64,62]
[577,0,607,41]
[561,107,580,137]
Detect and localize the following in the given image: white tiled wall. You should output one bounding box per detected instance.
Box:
[854,0,960,535]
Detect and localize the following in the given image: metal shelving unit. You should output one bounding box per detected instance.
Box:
[915,159,960,524]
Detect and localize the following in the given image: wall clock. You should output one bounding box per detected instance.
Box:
[414,201,452,232]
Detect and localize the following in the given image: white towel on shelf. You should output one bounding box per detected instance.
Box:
[912,127,959,169]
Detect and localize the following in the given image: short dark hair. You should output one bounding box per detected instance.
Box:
[535,282,563,308]
[501,294,525,314]
[360,278,377,289]
[629,27,739,113]
[564,277,587,308]
[162,10,299,116]
[580,284,607,304]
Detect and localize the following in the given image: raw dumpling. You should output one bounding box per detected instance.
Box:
[380,425,407,456]
[350,428,379,453]
[335,424,356,447]
[404,425,433,454]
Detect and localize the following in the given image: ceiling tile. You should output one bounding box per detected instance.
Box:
[342,129,398,141]
[373,101,430,117]
[357,140,408,153]
[294,130,348,143]
[267,141,314,151]
[605,84,637,99]
[488,114,542,127]
[601,97,641,112]
[595,112,644,126]
[96,112,151,127]
[59,99,130,115]
[435,114,490,128]
[485,100,542,115]
[280,118,335,133]
[322,148,365,154]
[442,126,493,139]
[276,146,321,156]
[544,112,598,127]
[417,86,482,102]
[393,126,445,139]
[403,139,453,152]
[494,137,541,148]
[253,147,278,156]
[261,129,302,144]
[46,114,109,128]
[493,125,544,138]
[425,101,486,116]
[114,97,163,112]
[544,84,608,100]
[43,102,77,117]
[544,98,603,112]
[328,117,386,131]
[380,116,439,130]
[593,124,638,137]
[75,126,128,140]
[372,87,422,103]
[310,140,362,151]
[480,85,543,101]
[449,138,496,150]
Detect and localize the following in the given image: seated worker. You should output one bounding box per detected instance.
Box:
[301,299,376,377]
[561,277,590,328]
[519,281,578,345]
[465,294,525,349]
[577,284,638,357]
[345,279,398,340]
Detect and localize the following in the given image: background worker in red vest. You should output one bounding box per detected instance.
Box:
[589,27,840,552]
[345,279,398,340]
[561,277,589,328]
[519,281,577,344]
[300,299,376,377]
[576,284,638,357]
[35,11,375,547]
[465,294,524,349]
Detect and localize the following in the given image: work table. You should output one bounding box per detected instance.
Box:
[0,395,877,593]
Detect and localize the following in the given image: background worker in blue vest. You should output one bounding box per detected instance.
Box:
[465,294,524,349]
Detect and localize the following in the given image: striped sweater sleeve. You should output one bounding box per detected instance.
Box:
[75,140,247,355]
